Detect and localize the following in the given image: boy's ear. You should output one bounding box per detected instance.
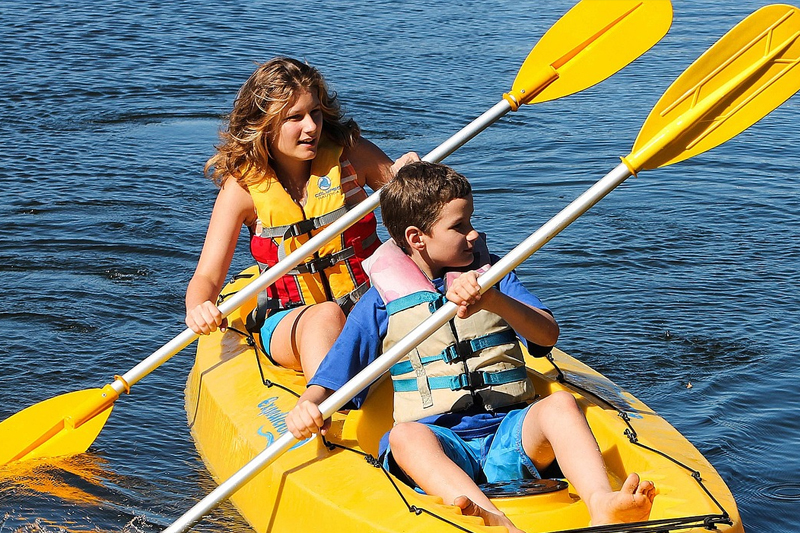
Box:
[405,226,425,251]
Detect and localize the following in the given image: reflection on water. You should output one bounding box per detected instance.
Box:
[1,455,114,506]
[1,455,152,533]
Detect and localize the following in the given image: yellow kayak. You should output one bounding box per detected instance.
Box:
[185,266,744,533]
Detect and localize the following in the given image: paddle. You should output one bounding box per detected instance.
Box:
[160,5,800,532]
[0,0,671,466]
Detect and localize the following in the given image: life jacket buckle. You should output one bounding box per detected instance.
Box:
[294,255,329,275]
[285,219,316,238]
[441,345,459,364]
[312,254,337,272]
[456,339,475,358]
[442,340,477,364]
[453,371,485,391]
[428,295,446,313]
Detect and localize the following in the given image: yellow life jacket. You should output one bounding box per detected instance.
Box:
[364,238,534,424]
[248,138,379,316]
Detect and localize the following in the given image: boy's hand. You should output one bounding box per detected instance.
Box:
[286,398,330,440]
[446,271,496,319]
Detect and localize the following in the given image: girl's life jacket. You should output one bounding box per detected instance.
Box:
[246,138,379,329]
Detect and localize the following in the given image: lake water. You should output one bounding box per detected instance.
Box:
[1,1,798,532]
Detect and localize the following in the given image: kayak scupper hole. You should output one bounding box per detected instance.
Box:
[478,479,568,498]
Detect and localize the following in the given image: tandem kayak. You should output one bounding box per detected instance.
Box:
[184,266,744,533]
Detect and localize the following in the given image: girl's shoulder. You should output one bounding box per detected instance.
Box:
[343,137,393,189]
[216,177,257,226]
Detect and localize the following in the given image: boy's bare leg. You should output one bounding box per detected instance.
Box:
[269,301,346,380]
[452,495,523,533]
[521,391,655,525]
[587,472,656,525]
[389,422,523,533]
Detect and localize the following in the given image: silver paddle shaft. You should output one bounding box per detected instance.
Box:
[162,160,633,533]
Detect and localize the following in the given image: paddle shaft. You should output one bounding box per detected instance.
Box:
[106,100,515,400]
[162,160,633,533]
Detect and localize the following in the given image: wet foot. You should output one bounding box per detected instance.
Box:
[453,495,523,533]
[588,473,656,525]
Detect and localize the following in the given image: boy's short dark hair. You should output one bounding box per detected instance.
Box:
[380,162,472,252]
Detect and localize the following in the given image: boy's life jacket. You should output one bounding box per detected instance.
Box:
[363,237,535,424]
[246,138,379,327]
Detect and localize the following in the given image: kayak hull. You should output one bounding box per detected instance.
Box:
[185,267,744,533]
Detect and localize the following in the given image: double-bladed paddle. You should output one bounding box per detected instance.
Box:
[161,4,799,532]
[0,0,672,466]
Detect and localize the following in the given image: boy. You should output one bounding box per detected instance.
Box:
[286,162,655,531]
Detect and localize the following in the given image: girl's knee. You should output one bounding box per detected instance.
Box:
[306,301,346,328]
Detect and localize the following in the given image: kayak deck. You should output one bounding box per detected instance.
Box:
[185,267,743,532]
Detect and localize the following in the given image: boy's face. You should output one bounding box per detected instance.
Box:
[419,194,479,277]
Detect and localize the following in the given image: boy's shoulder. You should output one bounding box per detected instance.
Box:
[346,285,388,332]
[356,285,385,310]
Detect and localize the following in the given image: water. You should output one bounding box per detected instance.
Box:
[1,1,798,531]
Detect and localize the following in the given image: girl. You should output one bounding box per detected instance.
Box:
[185,57,417,379]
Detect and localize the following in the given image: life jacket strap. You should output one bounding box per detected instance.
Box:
[335,281,370,315]
[392,366,528,393]
[390,329,518,376]
[444,329,519,363]
[275,228,378,264]
[291,247,356,275]
[245,290,304,333]
[386,292,442,316]
[245,278,370,334]
[360,230,380,251]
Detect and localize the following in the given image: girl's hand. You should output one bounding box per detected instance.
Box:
[185,300,227,335]
[390,151,420,175]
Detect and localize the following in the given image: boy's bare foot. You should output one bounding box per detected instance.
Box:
[588,473,656,525]
[453,495,524,533]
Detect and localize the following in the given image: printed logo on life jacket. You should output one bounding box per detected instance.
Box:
[315,174,341,199]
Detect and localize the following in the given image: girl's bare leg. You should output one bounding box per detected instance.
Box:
[268,301,346,380]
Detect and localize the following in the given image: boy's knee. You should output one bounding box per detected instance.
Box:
[547,390,581,412]
[389,422,426,457]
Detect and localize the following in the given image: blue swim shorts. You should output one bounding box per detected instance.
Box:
[383,404,540,488]
[258,308,293,364]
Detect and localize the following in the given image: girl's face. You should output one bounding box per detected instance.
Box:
[270,89,323,163]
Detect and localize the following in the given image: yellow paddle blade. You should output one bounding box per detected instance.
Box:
[626,4,800,171]
[506,0,673,107]
[0,387,115,465]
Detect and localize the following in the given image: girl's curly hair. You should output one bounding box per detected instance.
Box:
[205,57,360,187]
